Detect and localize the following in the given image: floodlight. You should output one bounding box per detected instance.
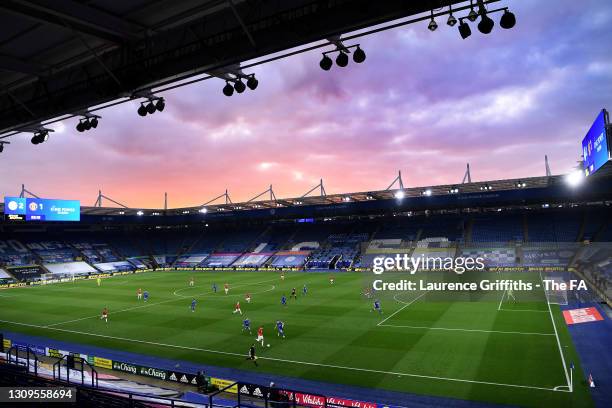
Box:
[336,51,349,67]
[90,117,99,128]
[246,76,259,90]
[478,13,494,34]
[394,190,405,200]
[319,54,333,71]
[76,121,85,132]
[458,20,471,39]
[200,208,208,214]
[146,102,156,114]
[234,79,246,93]
[428,18,438,31]
[566,170,584,187]
[422,189,432,196]
[447,14,457,27]
[136,210,144,216]
[137,104,148,116]
[353,47,366,63]
[223,81,234,96]
[155,98,165,112]
[83,119,92,130]
[500,9,516,29]
[0,144,4,153]
[467,8,478,22]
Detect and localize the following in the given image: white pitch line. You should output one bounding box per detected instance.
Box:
[0,318,569,393]
[377,291,427,327]
[497,289,506,311]
[499,308,548,313]
[379,324,555,336]
[539,271,571,391]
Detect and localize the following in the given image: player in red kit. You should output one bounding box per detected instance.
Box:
[256,326,264,346]
[233,301,242,315]
[101,307,108,323]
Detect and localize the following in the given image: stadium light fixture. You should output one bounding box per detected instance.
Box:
[76,116,99,132]
[428,10,438,31]
[467,1,478,22]
[336,51,349,67]
[394,190,405,200]
[137,103,148,116]
[146,101,157,114]
[234,79,246,93]
[566,170,584,187]
[223,81,235,96]
[246,75,259,90]
[319,54,333,71]
[30,130,49,145]
[136,210,144,216]
[353,46,366,63]
[343,196,351,202]
[422,189,432,196]
[155,98,165,112]
[500,9,516,29]
[478,13,494,34]
[458,20,471,39]
[515,181,527,188]
[447,6,457,27]
[449,187,459,194]
[199,207,208,214]
[0,142,6,153]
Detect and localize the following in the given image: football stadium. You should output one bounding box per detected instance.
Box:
[0,1,611,407]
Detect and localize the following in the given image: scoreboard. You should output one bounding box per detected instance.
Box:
[4,197,80,222]
[582,109,610,177]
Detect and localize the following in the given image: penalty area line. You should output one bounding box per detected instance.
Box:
[0,318,568,393]
[377,291,427,326]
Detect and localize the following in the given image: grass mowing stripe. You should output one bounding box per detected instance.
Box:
[0,317,568,393]
[46,276,281,327]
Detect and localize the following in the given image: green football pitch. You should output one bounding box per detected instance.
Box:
[0,270,593,407]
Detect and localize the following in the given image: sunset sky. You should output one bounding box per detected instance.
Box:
[1,0,611,209]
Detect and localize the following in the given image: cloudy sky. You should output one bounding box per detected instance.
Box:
[1,0,611,208]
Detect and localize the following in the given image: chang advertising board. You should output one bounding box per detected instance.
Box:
[3,197,80,222]
[582,109,610,176]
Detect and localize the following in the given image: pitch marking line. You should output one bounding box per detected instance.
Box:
[497,289,506,311]
[377,291,427,326]
[0,318,569,393]
[47,276,280,328]
[499,308,548,313]
[539,271,571,391]
[379,324,554,336]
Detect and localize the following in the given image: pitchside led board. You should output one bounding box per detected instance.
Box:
[582,109,611,176]
[3,197,80,222]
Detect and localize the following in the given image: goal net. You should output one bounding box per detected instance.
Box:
[544,276,568,305]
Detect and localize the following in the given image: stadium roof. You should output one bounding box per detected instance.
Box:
[0,0,502,138]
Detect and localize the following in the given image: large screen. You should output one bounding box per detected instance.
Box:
[582,109,610,176]
[4,197,80,222]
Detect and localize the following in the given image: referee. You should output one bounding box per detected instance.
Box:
[246,343,258,366]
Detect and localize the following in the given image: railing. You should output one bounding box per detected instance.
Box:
[52,354,98,388]
[6,345,38,377]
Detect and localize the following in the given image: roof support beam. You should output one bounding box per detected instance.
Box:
[1,0,144,43]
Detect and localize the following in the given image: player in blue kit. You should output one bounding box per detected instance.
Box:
[372,299,382,314]
[190,298,197,312]
[243,317,251,334]
[212,283,217,293]
[143,290,149,302]
[276,320,285,338]
[281,294,287,306]
[302,284,308,295]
